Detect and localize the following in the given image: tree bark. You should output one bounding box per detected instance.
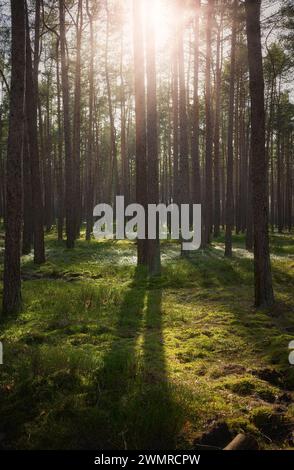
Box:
[22,130,33,254]
[56,39,64,241]
[85,0,95,241]
[73,0,83,238]
[191,0,201,208]
[177,0,190,209]
[204,0,213,245]
[225,0,238,257]
[172,16,179,204]
[59,0,75,249]
[105,0,119,203]
[120,26,129,205]
[25,0,45,264]
[245,0,274,307]
[213,7,223,237]
[133,0,148,265]
[3,0,26,315]
[146,0,161,275]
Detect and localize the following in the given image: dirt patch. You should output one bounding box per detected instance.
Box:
[223,364,247,375]
[251,368,283,387]
[251,407,292,441]
[194,421,233,449]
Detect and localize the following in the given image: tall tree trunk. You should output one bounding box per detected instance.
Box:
[146,0,160,275]
[277,104,284,233]
[73,0,83,238]
[56,40,64,241]
[85,0,95,241]
[3,0,26,315]
[105,1,119,202]
[246,146,253,250]
[178,0,190,211]
[238,78,247,233]
[23,0,41,254]
[270,128,275,232]
[22,131,33,254]
[213,7,223,237]
[120,26,129,204]
[285,131,292,232]
[44,72,54,232]
[59,0,75,249]
[191,0,201,207]
[225,0,237,257]
[172,18,179,204]
[133,0,148,265]
[266,78,275,231]
[245,0,274,307]
[204,0,213,245]
[0,110,5,220]
[25,0,45,264]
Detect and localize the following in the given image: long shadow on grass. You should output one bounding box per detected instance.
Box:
[92,270,184,450]
[139,288,184,449]
[185,247,248,288]
[90,266,147,449]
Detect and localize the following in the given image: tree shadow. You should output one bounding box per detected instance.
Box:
[89,270,184,450]
[184,248,246,288]
[89,266,147,449]
[139,288,183,449]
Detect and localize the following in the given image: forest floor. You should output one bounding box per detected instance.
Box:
[0,229,293,450]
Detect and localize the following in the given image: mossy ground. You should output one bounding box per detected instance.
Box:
[0,230,293,449]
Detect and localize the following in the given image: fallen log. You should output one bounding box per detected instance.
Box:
[224,433,259,450]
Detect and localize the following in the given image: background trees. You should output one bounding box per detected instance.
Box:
[0,0,293,311]
[0,1,293,454]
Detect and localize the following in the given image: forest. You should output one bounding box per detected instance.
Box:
[0,0,293,454]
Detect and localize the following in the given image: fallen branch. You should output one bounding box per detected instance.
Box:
[224,434,259,450]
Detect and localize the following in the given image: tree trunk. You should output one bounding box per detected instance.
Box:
[191,0,201,208]
[25,1,45,264]
[22,130,33,254]
[133,0,148,265]
[213,7,223,238]
[245,0,274,307]
[3,0,26,315]
[85,0,95,241]
[146,0,161,275]
[56,40,64,241]
[204,0,213,245]
[178,0,190,210]
[0,111,5,220]
[225,0,238,257]
[285,131,292,231]
[73,0,83,238]
[172,17,179,204]
[105,1,119,203]
[59,0,75,249]
[120,27,129,205]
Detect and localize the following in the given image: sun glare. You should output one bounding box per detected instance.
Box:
[143,0,171,49]
[154,1,170,47]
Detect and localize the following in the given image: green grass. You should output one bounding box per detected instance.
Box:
[0,231,293,449]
